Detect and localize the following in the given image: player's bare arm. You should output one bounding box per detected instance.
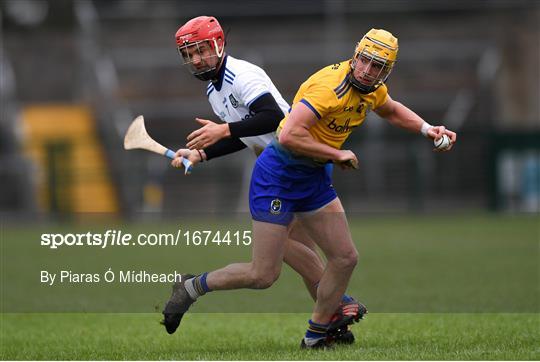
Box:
[279,102,357,167]
[375,95,457,151]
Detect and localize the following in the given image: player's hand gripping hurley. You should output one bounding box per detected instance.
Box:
[124,115,193,174]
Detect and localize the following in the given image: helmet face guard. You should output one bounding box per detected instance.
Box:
[349,51,394,94]
[177,39,223,81]
[349,29,398,94]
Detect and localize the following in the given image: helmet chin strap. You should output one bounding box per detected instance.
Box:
[348,60,376,94]
[197,54,225,82]
[348,72,375,94]
[194,67,219,81]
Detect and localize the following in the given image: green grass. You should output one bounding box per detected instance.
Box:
[1,214,539,359]
[1,313,538,360]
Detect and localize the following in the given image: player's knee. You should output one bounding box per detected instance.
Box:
[332,249,358,270]
[252,276,274,289]
[250,268,280,289]
[347,250,359,268]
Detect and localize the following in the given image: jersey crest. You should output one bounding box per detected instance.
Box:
[270,199,282,214]
[229,93,239,108]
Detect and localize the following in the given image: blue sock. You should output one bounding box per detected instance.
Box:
[198,272,211,293]
[305,319,328,340]
[193,272,212,295]
[185,272,212,300]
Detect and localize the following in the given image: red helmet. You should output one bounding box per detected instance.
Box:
[175,16,225,81]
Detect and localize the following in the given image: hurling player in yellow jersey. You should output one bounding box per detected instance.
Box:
[272,29,457,348]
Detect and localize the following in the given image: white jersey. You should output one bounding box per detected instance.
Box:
[206,55,290,153]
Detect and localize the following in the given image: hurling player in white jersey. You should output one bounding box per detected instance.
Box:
[163,16,366,344]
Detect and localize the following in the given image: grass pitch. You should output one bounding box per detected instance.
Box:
[1,313,538,360]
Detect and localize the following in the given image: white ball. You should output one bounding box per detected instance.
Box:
[434,134,451,150]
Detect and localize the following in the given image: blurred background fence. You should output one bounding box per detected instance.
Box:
[1,0,539,218]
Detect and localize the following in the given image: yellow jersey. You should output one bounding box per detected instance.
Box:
[278,60,388,150]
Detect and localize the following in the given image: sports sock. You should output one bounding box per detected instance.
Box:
[303,319,328,346]
[184,272,212,300]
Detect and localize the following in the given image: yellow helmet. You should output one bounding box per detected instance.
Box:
[350,29,399,93]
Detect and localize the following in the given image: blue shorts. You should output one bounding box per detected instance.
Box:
[249,140,337,226]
